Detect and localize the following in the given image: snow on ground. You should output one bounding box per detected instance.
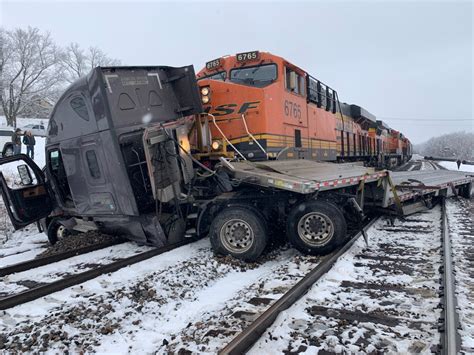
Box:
[0,242,153,295]
[438,160,474,173]
[250,208,444,354]
[0,116,48,130]
[0,239,317,353]
[0,227,48,265]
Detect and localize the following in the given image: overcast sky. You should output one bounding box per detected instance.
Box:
[1,0,472,144]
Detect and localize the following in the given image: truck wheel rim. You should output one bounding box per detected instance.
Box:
[57,225,67,239]
[220,219,254,253]
[5,148,13,157]
[297,212,334,246]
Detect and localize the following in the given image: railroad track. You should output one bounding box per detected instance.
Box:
[0,238,123,277]
[0,239,191,310]
[445,197,473,353]
[0,198,468,352]
[219,198,462,354]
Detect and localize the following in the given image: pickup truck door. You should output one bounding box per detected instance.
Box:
[0,154,54,229]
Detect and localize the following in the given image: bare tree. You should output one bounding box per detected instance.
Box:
[0,27,63,127]
[62,43,120,83]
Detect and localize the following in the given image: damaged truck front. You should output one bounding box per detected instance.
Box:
[0,65,204,247]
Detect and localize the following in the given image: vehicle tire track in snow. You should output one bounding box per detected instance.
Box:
[447,198,474,352]
[249,207,444,354]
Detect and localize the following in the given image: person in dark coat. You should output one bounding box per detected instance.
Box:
[23,130,36,160]
[11,128,22,155]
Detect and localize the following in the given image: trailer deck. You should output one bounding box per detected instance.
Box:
[223,159,473,215]
[223,160,386,194]
[387,170,473,204]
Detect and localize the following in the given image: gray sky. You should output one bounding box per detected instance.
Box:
[2,0,472,144]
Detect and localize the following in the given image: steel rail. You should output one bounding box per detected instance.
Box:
[0,239,191,310]
[219,216,380,355]
[0,239,124,277]
[440,198,460,355]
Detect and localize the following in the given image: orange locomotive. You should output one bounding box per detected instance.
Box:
[192,51,412,167]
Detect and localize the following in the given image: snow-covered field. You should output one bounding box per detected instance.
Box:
[439,160,474,173]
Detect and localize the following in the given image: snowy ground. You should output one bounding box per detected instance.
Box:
[250,208,444,353]
[0,242,152,296]
[438,160,474,173]
[0,239,324,353]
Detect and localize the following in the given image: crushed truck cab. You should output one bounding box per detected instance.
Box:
[0,65,202,246]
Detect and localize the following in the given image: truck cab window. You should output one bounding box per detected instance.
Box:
[285,67,305,96]
[70,96,89,121]
[86,150,101,179]
[230,64,277,88]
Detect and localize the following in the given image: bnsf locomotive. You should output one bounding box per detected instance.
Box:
[192,51,412,167]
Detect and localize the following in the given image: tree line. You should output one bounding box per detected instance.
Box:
[415,131,474,161]
[0,27,120,127]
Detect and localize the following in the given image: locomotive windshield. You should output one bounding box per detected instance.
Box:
[230,64,277,88]
[198,71,227,81]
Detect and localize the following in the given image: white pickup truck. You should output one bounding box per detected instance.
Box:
[0,127,14,157]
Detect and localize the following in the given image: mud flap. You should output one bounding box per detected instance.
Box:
[141,216,167,247]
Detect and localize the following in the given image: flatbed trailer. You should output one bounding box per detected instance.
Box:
[218,159,473,215]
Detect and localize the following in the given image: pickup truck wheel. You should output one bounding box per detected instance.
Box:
[47,218,70,245]
[3,145,13,157]
[287,200,347,255]
[210,207,267,262]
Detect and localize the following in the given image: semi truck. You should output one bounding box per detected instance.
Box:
[0,65,472,261]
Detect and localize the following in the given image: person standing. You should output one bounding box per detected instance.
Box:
[11,128,22,155]
[23,130,36,160]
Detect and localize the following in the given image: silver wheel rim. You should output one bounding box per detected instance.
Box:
[57,225,67,239]
[220,218,254,254]
[297,212,334,246]
[5,148,13,157]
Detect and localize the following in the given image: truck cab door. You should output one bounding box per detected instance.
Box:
[0,154,54,230]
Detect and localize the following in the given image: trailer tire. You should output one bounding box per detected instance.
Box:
[47,218,70,245]
[460,183,472,199]
[209,206,267,262]
[287,200,347,255]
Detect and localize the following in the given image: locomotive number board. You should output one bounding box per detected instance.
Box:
[206,58,222,70]
[236,51,260,62]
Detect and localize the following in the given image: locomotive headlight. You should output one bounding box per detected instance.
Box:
[202,95,210,104]
[212,140,221,150]
[201,87,210,96]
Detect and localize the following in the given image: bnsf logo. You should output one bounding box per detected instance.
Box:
[203,101,260,117]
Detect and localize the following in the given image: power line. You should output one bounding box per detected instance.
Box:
[379,117,473,122]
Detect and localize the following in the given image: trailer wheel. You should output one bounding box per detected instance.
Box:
[210,206,267,261]
[460,183,472,199]
[47,218,70,245]
[287,200,347,255]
